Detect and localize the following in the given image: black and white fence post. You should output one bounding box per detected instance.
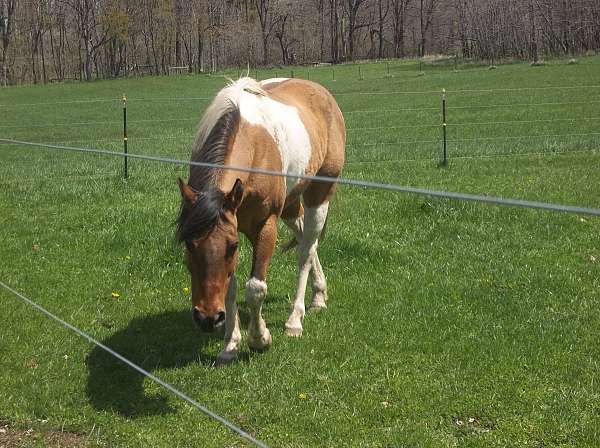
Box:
[440,89,448,167]
[123,94,128,179]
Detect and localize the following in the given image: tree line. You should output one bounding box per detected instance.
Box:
[1,0,599,85]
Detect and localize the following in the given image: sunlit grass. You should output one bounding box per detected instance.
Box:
[1,56,600,447]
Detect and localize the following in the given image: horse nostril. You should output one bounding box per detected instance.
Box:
[193,308,207,327]
[214,311,226,328]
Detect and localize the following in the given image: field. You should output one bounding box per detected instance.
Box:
[1,57,600,447]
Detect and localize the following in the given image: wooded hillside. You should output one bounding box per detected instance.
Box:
[1,0,599,85]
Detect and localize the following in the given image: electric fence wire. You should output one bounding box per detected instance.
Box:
[2,138,600,217]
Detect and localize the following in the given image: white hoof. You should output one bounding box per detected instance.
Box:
[248,328,272,352]
[285,325,303,338]
[310,291,328,311]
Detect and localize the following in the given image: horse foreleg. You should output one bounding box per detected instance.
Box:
[246,215,277,352]
[283,215,328,310]
[285,202,329,337]
[215,275,241,366]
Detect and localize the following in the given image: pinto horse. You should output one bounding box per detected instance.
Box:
[176,77,345,365]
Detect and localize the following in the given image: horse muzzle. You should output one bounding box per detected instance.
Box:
[192,307,226,332]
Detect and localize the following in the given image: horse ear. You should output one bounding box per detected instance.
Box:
[225,178,244,212]
[177,178,198,208]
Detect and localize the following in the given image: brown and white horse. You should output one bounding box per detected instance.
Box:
[176,77,345,365]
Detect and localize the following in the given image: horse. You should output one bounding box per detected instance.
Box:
[176,77,345,365]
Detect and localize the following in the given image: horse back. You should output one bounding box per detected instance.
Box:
[264,79,345,180]
[225,78,345,233]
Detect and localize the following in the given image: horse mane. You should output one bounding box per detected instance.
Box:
[176,78,265,243]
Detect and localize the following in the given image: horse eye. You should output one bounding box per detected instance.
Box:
[185,240,194,251]
[226,242,238,259]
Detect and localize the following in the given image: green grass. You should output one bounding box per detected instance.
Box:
[1,56,600,447]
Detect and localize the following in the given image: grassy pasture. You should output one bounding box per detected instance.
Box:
[1,57,600,447]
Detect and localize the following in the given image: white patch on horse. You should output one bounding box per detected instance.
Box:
[239,81,312,194]
[259,78,290,88]
[192,77,267,156]
[245,277,272,351]
[246,277,267,301]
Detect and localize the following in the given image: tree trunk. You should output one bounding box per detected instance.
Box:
[197,22,203,72]
[1,0,17,85]
[419,0,425,56]
[392,0,409,58]
[262,31,269,65]
[330,0,339,63]
[40,31,47,83]
[529,0,538,62]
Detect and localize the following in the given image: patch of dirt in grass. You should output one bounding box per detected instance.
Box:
[451,416,494,436]
[0,422,85,447]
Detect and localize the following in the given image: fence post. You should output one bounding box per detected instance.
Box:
[332,67,335,81]
[358,65,362,80]
[387,61,390,77]
[123,94,128,179]
[439,89,448,167]
[291,69,294,78]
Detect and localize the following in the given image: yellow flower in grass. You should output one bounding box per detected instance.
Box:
[298,392,307,400]
[111,292,120,299]
[183,287,190,294]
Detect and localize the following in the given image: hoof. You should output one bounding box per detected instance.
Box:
[310,291,327,311]
[285,326,303,338]
[215,351,238,367]
[248,329,272,352]
[309,301,327,312]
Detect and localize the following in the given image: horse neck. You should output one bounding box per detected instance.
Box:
[217,128,253,193]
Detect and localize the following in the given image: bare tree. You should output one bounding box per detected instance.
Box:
[417,0,439,57]
[252,0,276,64]
[373,0,390,58]
[4,0,600,85]
[1,0,17,84]
[329,0,340,62]
[60,0,113,80]
[391,0,411,57]
[343,0,370,60]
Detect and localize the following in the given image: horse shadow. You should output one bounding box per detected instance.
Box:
[86,309,222,418]
[85,301,288,418]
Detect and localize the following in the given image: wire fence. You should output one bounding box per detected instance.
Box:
[4,114,598,132]
[3,83,600,107]
[3,75,599,166]
[2,138,599,217]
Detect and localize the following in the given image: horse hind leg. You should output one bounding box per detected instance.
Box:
[283,214,328,311]
[285,201,329,337]
[309,253,327,310]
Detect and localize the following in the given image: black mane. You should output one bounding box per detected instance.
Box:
[176,104,240,243]
[189,104,240,192]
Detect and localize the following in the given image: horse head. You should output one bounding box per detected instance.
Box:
[176,178,243,332]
